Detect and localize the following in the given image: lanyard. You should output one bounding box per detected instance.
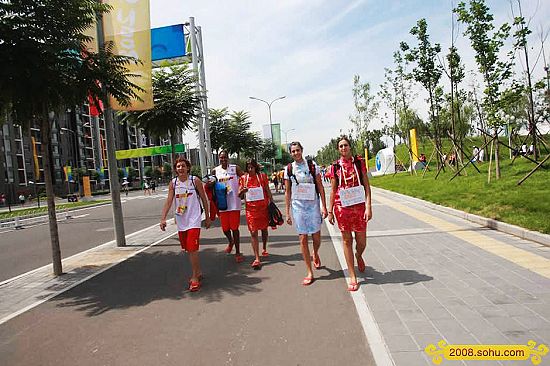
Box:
[175,177,191,208]
[339,157,361,187]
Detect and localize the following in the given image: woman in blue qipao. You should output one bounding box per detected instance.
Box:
[284,141,328,286]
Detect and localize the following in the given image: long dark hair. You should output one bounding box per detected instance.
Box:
[246,158,261,173]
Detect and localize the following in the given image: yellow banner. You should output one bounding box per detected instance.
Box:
[83,176,92,197]
[31,137,40,180]
[103,0,153,111]
[364,148,369,171]
[409,128,419,162]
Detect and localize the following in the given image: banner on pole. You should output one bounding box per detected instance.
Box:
[151,24,186,61]
[103,0,153,111]
[115,144,186,160]
[409,128,419,162]
[272,123,282,159]
[83,176,92,197]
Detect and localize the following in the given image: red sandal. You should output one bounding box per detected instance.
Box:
[251,259,261,269]
[224,243,234,254]
[189,281,201,292]
[261,250,269,257]
[235,253,244,263]
[313,256,321,269]
[302,276,314,286]
[347,282,359,292]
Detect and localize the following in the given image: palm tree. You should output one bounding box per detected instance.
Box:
[0,0,143,275]
[122,64,201,164]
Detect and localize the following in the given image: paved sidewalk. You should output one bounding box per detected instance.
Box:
[1,187,550,365]
[362,187,550,366]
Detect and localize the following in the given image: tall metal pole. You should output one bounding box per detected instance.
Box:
[197,26,213,170]
[190,17,207,176]
[97,13,126,247]
[249,96,285,171]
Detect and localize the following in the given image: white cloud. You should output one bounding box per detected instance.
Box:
[151,0,550,155]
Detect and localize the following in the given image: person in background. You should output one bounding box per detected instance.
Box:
[284,141,328,286]
[160,157,210,292]
[327,136,372,292]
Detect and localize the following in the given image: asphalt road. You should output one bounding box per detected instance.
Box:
[0,190,168,282]
[0,192,375,366]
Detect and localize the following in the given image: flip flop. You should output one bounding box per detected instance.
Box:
[313,256,321,269]
[261,250,269,257]
[356,255,365,273]
[251,259,261,269]
[347,282,359,292]
[224,244,234,254]
[302,276,314,286]
[235,254,244,263]
[189,281,201,292]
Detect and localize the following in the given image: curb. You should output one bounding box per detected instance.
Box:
[372,186,550,247]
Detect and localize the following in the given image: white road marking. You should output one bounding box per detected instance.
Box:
[0,223,177,324]
[325,220,396,366]
[71,214,90,219]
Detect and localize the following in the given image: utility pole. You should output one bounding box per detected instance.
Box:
[97,12,126,247]
[189,17,207,177]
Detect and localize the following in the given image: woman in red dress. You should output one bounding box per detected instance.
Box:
[239,159,273,269]
[327,136,372,291]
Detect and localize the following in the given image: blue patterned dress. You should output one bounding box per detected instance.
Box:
[284,160,323,235]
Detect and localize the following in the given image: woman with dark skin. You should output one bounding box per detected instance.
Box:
[327,137,372,291]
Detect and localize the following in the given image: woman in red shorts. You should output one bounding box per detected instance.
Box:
[327,136,372,291]
[239,159,273,269]
[160,157,211,292]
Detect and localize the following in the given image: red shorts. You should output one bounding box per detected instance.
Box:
[178,228,201,252]
[219,210,241,231]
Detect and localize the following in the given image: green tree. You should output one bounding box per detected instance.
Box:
[400,18,444,167]
[349,75,379,152]
[122,64,201,164]
[455,0,517,178]
[0,0,142,275]
[224,110,262,159]
[208,107,229,155]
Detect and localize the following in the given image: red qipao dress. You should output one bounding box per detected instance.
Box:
[327,157,368,232]
[239,173,270,232]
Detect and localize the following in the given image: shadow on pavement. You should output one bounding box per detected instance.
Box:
[51,244,306,317]
[362,266,433,286]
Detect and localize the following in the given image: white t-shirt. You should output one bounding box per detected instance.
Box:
[173,176,202,231]
[213,164,242,212]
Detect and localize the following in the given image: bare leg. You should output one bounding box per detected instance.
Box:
[233,229,241,255]
[261,229,268,252]
[299,234,314,279]
[250,230,260,262]
[311,231,321,264]
[355,231,367,261]
[341,231,357,285]
[189,251,201,283]
[223,230,233,244]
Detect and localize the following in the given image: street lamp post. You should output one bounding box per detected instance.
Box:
[249,95,286,171]
[282,128,295,148]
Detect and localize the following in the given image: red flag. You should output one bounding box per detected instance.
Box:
[88,94,104,117]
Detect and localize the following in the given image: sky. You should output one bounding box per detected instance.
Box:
[150,0,550,156]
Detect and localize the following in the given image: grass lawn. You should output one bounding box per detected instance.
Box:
[369,140,550,234]
[0,199,110,220]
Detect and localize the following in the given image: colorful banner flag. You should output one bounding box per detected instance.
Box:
[115,144,186,160]
[83,176,92,197]
[409,128,419,162]
[103,0,153,111]
[63,166,73,182]
[31,137,40,180]
[271,123,282,159]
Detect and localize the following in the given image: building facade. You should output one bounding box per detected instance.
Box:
[0,104,184,204]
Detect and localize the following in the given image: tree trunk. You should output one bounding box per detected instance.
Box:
[42,110,63,276]
[103,107,126,247]
[494,127,500,179]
